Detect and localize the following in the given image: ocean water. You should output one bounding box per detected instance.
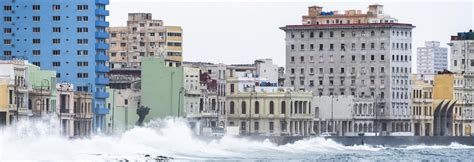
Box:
[1,117,474,161]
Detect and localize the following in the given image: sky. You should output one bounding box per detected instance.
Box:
[108,0,474,70]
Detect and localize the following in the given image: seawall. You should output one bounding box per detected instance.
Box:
[198,136,474,146]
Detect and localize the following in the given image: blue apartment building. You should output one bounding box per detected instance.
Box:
[0,0,110,131]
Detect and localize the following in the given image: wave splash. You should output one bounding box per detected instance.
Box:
[0,117,472,160]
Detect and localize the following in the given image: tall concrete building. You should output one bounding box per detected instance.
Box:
[449,30,474,74]
[416,41,448,74]
[0,0,110,131]
[281,4,415,134]
[108,13,183,69]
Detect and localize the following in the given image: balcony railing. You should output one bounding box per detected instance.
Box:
[95,9,109,16]
[95,54,109,61]
[95,20,109,27]
[95,77,109,85]
[95,91,109,99]
[95,65,110,73]
[95,31,109,39]
[96,0,110,5]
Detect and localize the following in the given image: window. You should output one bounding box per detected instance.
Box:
[52,4,61,11]
[77,27,88,33]
[381,42,385,49]
[319,44,323,51]
[77,73,89,78]
[269,121,274,132]
[341,31,345,37]
[361,43,366,50]
[167,42,182,47]
[281,101,286,114]
[53,27,61,33]
[32,16,40,22]
[4,5,12,11]
[300,44,304,50]
[77,50,88,55]
[269,101,274,114]
[77,39,88,45]
[330,31,334,37]
[3,39,11,45]
[32,39,41,44]
[371,30,375,36]
[32,62,40,66]
[371,55,375,61]
[32,5,40,11]
[254,122,259,131]
[230,101,235,114]
[52,16,60,21]
[4,28,11,34]
[52,62,61,67]
[310,32,314,38]
[3,51,11,56]
[241,122,246,130]
[76,16,88,21]
[370,43,375,49]
[330,44,334,50]
[290,44,295,50]
[52,50,60,55]
[300,56,304,62]
[77,5,88,10]
[241,101,246,114]
[52,39,60,44]
[167,32,182,37]
[352,55,356,61]
[77,61,88,67]
[32,50,40,55]
[32,27,40,33]
[310,44,314,50]
[3,17,11,23]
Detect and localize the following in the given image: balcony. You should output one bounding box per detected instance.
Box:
[94,107,109,115]
[95,43,109,50]
[95,65,110,73]
[95,31,109,39]
[95,20,109,27]
[96,0,110,5]
[95,91,109,99]
[95,77,109,85]
[95,54,109,61]
[95,9,109,16]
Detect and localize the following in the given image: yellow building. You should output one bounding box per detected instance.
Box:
[107,13,183,69]
[0,77,11,126]
[411,74,434,136]
[432,72,463,136]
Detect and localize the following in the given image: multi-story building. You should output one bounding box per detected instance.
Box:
[141,57,183,120]
[411,74,434,136]
[0,60,29,120]
[0,77,10,126]
[281,4,415,134]
[448,30,474,136]
[73,91,93,137]
[225,69,313,136]
[0,0,110,131]
[416,41,448,74]
[108,13,183,69]
[313,95,374,136]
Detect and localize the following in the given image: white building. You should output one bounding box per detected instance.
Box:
[313,95,374,136]
[416,41,448,74]
[282,4,414,133]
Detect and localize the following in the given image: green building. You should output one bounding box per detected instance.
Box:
[27,64,57,112]
[141,57,184,121]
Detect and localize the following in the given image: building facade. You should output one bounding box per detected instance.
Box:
[281,4,414,134]
[416,41,448,74]
[141,57,183,121]
[108,13,183,69]
[0,0,110,131]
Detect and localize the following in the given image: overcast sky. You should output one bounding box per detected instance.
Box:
[109,0,474,70]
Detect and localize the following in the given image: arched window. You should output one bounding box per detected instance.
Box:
[241,101,246,114]
[269,101,274,114]
[354,104,358,115]
[281,101,286,114]
[255,101,260,114]
[230,101,235,114]
[363,123,368,132]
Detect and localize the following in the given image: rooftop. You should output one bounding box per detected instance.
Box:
[281,23,415,30]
